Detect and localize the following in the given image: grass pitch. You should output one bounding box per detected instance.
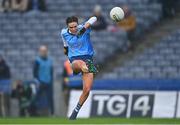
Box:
[0,118,180,124]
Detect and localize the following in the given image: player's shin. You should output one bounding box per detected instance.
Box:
[69,73,93,120]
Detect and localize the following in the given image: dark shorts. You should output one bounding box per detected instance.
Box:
[69,55,93,63]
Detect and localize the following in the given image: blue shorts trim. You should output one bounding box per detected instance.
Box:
[69,55,93,63]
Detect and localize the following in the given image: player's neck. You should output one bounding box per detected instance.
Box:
[68,29,76,35]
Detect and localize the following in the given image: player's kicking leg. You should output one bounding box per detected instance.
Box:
[69,59,96,120]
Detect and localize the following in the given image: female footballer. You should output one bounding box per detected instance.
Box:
[61,16,98,120]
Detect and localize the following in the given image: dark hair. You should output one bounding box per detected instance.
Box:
[66,16,78,25]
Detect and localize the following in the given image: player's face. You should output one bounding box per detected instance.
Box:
[68,22,78,34]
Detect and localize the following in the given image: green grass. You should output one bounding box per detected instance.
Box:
[0,118,180,124]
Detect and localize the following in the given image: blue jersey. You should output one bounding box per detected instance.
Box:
[35,56,53,84]
[61,25,94,59]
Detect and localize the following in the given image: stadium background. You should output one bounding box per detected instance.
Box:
[0,0,180,124]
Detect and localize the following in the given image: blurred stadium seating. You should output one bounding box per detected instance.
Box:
[102,29,180,79]
[0,0,162,81]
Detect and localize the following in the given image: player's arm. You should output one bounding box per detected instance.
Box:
[64,46,68,56]
[61,31,69,56]
[77,16,97,36]
[62,38,69,56]
[84,16,97,29]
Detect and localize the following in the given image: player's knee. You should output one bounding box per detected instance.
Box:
[81,65,89,73]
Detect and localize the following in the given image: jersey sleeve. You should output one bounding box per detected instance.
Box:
[84,16,96,33]
[61,29,79,46]
[61,29,68,47]
[86,16,97,25]
[86,28,91,33]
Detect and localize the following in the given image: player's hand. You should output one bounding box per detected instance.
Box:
[77,27,86,37]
